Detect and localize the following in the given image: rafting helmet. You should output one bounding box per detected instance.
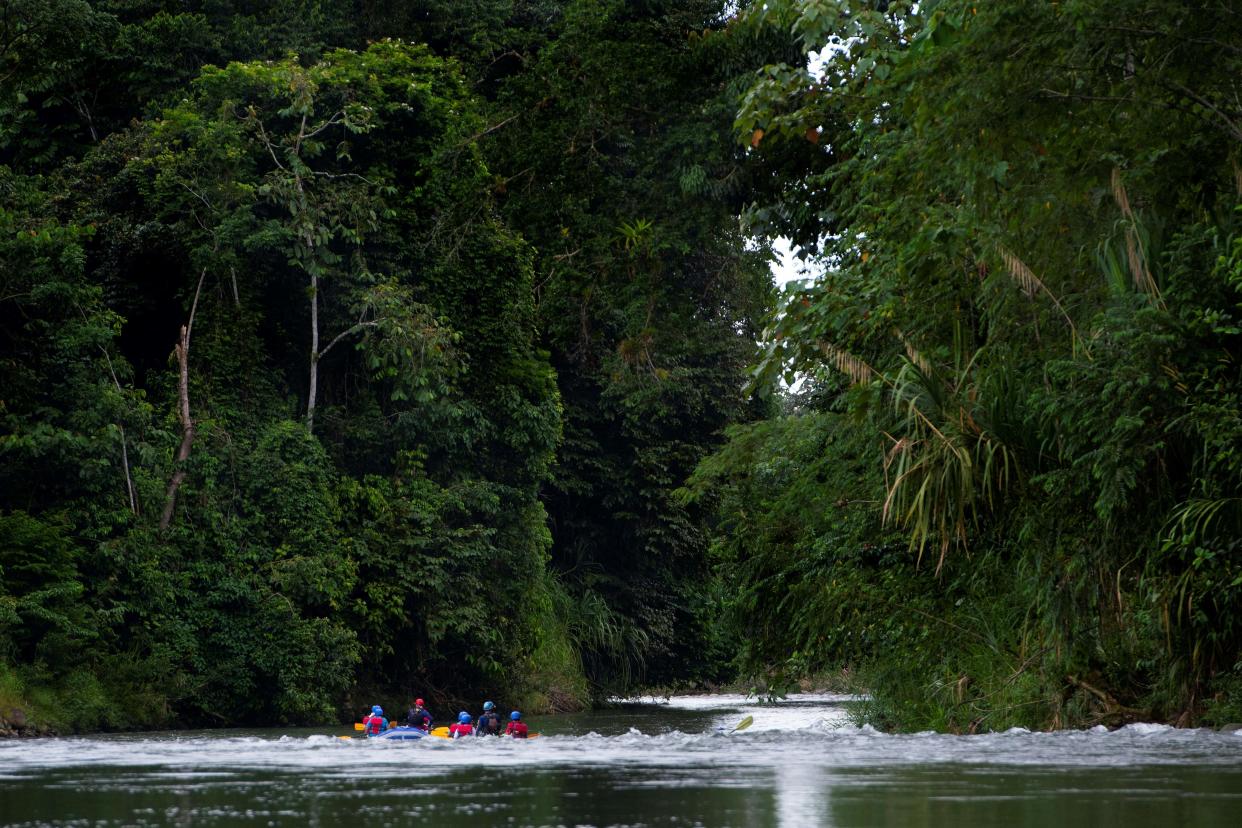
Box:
[371,705,383,716]
[483,701,495,711]
[458,711,472,724]
[415,698,425,707]
[510,711,521,721]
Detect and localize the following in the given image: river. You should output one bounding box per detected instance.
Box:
[2,693,1240,827]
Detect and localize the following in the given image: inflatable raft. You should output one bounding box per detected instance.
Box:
[368,726,426,741]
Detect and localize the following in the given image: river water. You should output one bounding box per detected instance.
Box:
[2,693,1240,827]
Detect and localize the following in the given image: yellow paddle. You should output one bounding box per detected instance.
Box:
[731,715,754,733]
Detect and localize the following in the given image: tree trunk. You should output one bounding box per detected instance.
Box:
[159,325,194,531]
[307,270,319,434]
[159,268,206,531]
[118,424,137,516]
[96,341,138,517]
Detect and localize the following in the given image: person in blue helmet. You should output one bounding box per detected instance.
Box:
[449,711,474,738]
[362,705,388,736]
[505,710,529,738]
[475,700,502,736]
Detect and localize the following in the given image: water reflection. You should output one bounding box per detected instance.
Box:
[776,757,830,827]
[821,765,1242,828]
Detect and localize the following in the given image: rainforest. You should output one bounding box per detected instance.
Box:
[1,0,1239,735]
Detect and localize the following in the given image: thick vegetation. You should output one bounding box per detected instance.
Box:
[686,0,1242,730]
[0,0,779,731]
[4,0,1238,735]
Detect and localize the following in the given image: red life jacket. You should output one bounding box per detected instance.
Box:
[506,721,529,738]
[449,723,474,738]
[363,715,385,735]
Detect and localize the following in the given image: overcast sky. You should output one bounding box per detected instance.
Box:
[771,236,814,290]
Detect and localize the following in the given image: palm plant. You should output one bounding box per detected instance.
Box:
[882,349,1021,573]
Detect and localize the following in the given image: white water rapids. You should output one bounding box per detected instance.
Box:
[2,693,1240,827]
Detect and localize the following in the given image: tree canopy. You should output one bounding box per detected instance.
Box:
[1,0,781,729]
[687,0,1242,729]
[3,0,1238,733]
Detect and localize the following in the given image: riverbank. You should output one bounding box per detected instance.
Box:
[0,664,167,738]
[0,706,43,738]
[629,663,1242,735]
[6,655,1235,740]
[0,660,579,739]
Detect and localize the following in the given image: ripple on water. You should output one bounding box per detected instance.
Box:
[3,703,1242,828]
[3,698,1242,790]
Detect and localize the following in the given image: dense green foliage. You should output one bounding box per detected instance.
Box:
[3,37,564,726]
[1,0,782,730]
[6,0,1237,735]
[686,0,1242,729]
[457,0,779,690]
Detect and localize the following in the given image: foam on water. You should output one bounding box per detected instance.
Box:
[2,694,1240,781]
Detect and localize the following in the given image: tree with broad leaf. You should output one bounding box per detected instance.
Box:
[160,46,460,436]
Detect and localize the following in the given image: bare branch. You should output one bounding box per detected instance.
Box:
[248,113,289,173]
[454,111,523,150]
[300,112,347,142]
[309,169,375,184]
[159,265,209,531]
[178,180,215,212]
[1158,78,1242,143]
[319,319,379,359]
[1093,25,1242,59]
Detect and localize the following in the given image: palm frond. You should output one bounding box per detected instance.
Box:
[894,329,932,376]
[819,341,874,385]
[1167,497,1242,544]
[1111,168,1164,306]
[996,245,1080,346]
[881,355,1021,573]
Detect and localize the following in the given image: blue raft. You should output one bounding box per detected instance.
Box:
[369,726,426,741]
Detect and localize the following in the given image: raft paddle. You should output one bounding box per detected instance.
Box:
[730,715,754,733]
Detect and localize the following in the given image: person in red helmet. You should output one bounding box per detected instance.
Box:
[406,698,433,731]
[505,710,529,739]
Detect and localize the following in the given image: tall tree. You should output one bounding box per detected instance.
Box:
[2,36,569,728]
[704,0,1242,728]
[459,0,785,691]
